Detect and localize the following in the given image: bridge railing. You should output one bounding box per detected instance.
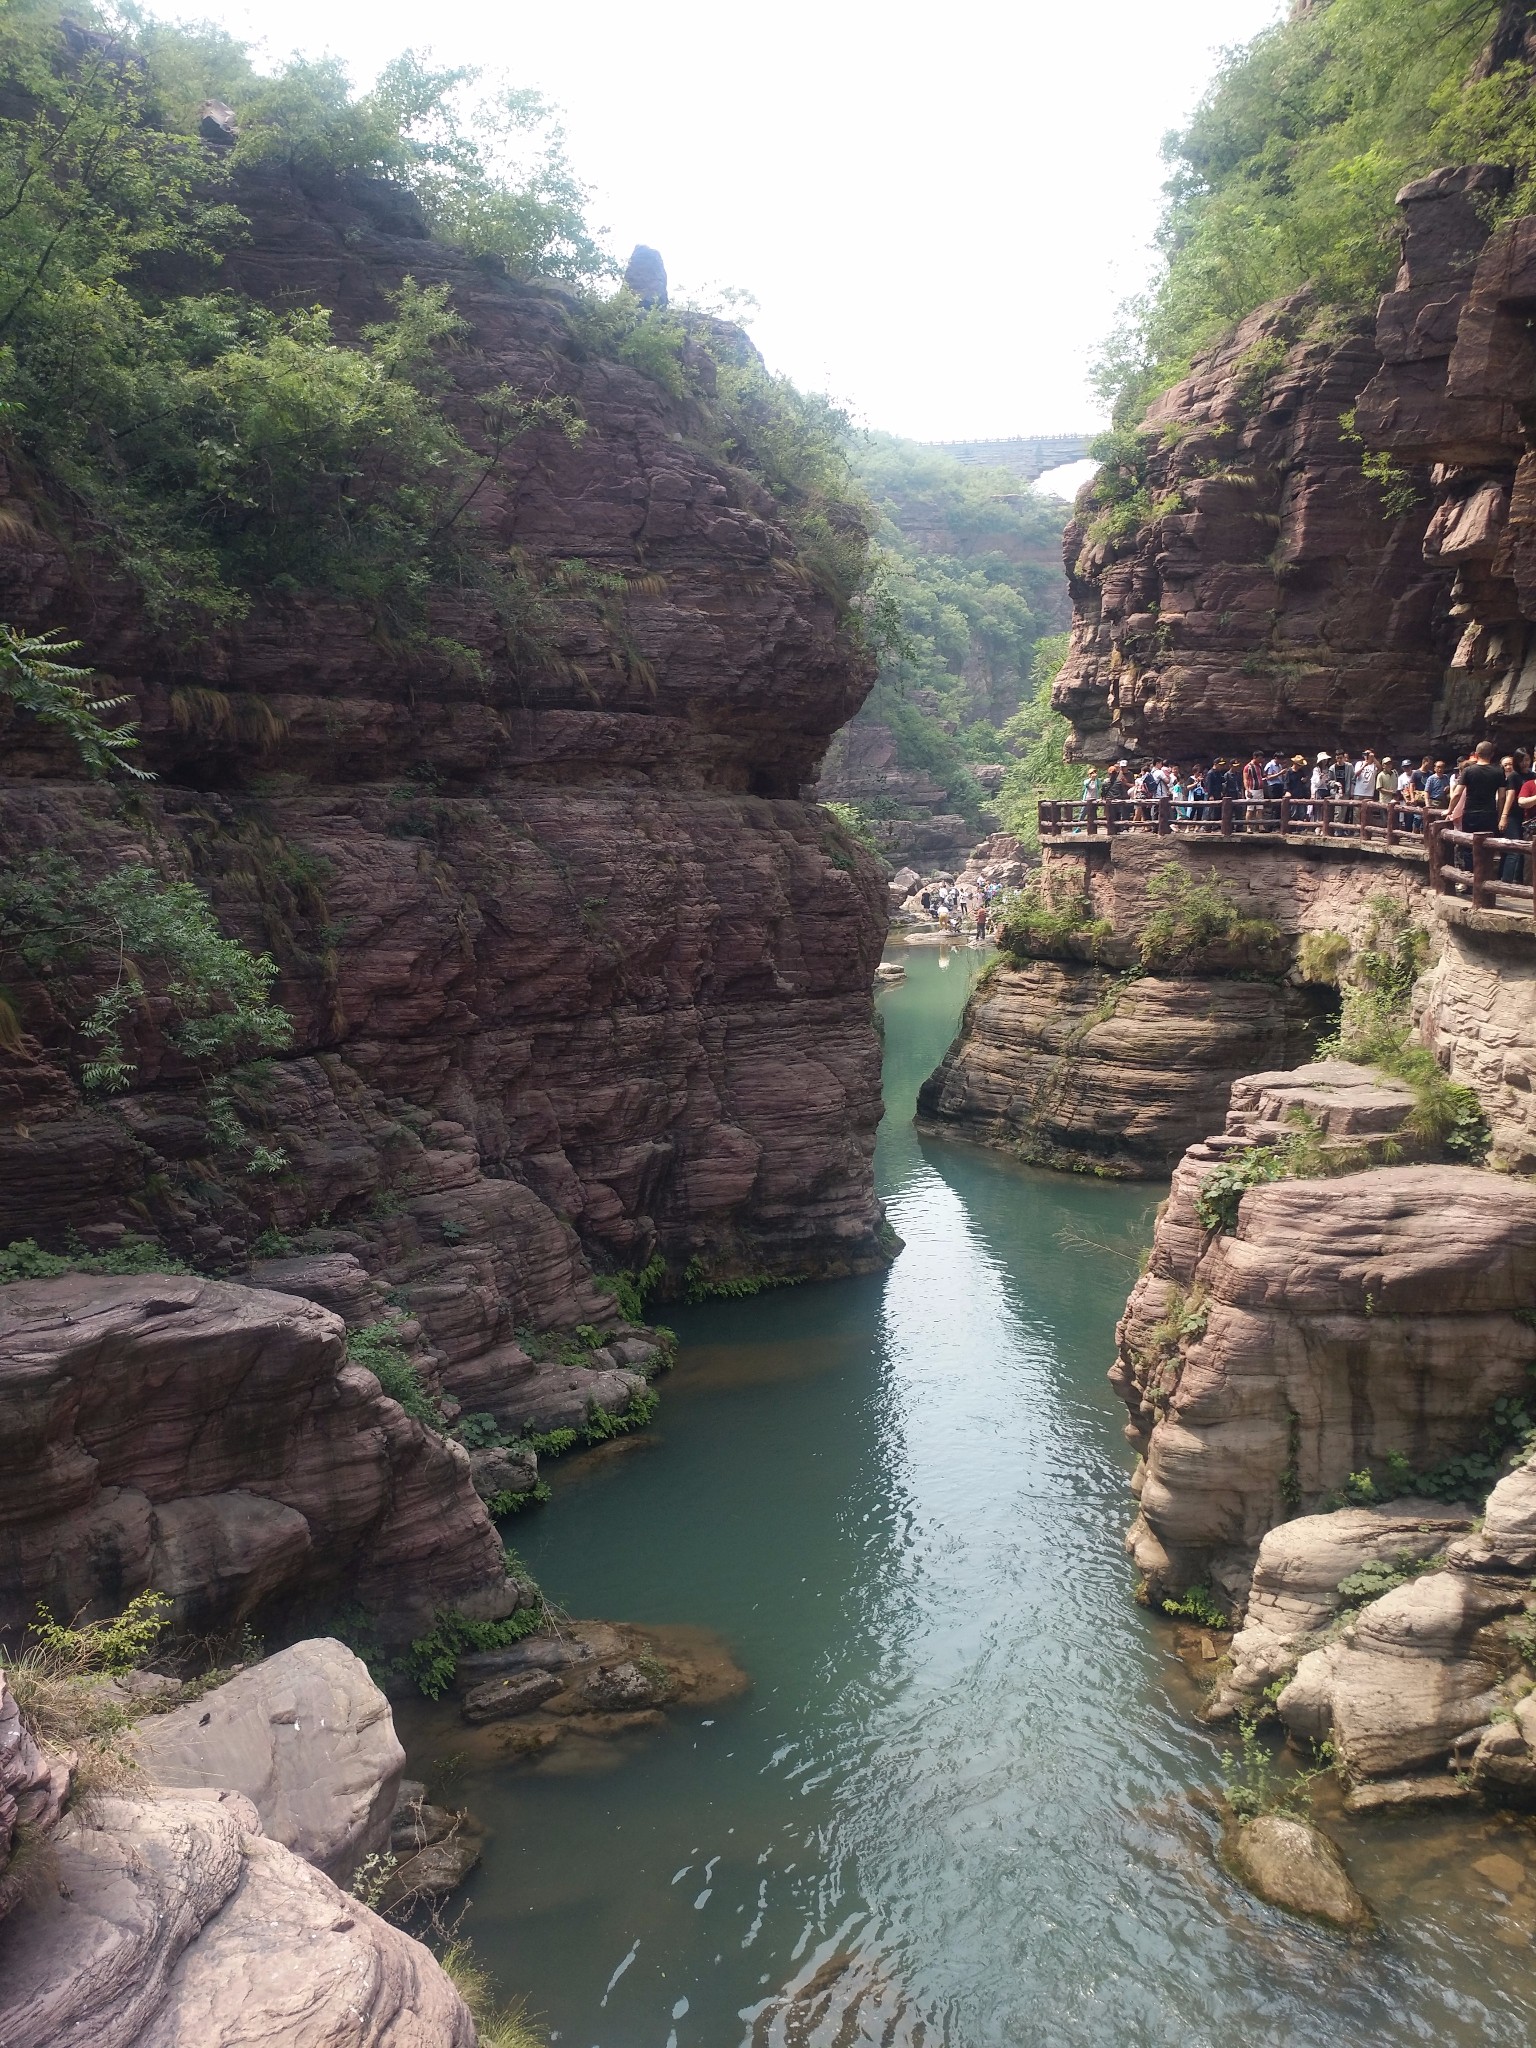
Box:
[1035,798,1536,918]
[1037,795,1442,846]
[1427,822,1536,916]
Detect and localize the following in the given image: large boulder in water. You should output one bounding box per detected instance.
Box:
[1228,1814,1370,1930]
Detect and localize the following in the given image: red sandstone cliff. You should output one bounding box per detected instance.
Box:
[1055,302,1455,762]
[0,166,890,1316]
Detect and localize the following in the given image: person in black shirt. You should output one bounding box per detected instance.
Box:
[1455,742,1507,831]
[1452,741,1506,870]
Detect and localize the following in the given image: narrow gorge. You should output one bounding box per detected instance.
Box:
[8,2,1536,2045]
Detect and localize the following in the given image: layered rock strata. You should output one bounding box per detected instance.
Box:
[1191,1460,1536,1799]
[0,158,889,1333]
[1112,1068,1536,1609]
[0,1274,521,1643]
[917,834,1433,1174]
[0,1790,475,2048]
[916,959,1322,1175]
[1356,162,1536,741]
[1056,298,1452,760]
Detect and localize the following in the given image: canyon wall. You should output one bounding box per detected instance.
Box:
[1054,300,1454,763]
[0,163,890,1305]
[918,835,1428,1174]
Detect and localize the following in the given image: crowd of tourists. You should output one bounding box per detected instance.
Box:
[914,878,1002,940]
[1078,740,1536,879]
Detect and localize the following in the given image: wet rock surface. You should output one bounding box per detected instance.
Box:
[405,1619,750,1770]
[1227,1814,1371,1931]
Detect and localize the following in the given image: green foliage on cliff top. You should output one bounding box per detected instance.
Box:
[0,3,869,651]
[1097,0,1508,422]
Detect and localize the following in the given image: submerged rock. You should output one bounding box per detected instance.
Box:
[1228,1814,1371,1931]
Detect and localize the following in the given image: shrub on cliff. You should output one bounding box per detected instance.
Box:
[993,880,1114,963]
[0,849,292,1169]
[1095,0,1510,422]
[1136,865,1284,977]
[1320,898,1490,1160]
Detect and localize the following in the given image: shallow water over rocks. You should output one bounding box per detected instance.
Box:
[417,941,1536,2045]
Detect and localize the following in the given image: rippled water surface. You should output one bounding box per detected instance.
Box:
[440,941,1536,2046]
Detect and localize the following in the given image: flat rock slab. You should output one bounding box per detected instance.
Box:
[1343,1775,1473,1814]
[131,1639,403,1878]
[461,1668,564,1724]
[1228,1814,1371,1931]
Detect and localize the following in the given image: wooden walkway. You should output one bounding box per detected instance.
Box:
[1037,798,1536,920]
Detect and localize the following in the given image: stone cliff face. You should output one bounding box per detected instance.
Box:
[0,1275,522,1643]
[0,165,890,1302]
[916,834,1431,1175]
[1055,301,1453,762]
[1358,162,1536,739]
[1112,1066,1536,1612]
[1060,148,1536,763]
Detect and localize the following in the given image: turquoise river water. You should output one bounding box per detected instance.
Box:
[418,941,1536,2046]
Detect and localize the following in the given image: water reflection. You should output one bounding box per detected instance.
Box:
[434,943,1536,2047]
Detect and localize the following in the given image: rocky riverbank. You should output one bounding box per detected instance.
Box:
[0,1639,480,2047]
[1109,1051,1536,1918]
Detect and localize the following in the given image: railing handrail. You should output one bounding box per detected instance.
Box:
[1035,797,1534,920]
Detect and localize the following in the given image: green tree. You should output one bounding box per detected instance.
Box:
[1096,0,1503,423]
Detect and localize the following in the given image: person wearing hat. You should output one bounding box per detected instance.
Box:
[1286,754,1311,817]
[1310,752,1331,805]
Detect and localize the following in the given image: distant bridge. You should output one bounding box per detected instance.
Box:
[922,434,1096,483]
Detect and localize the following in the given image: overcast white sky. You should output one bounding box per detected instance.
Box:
[160,0,1284,442]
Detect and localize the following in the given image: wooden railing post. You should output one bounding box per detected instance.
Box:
[1427,818,1443,894]
[1280,795,1291,836]
[1472,832,1492,909]
[1385,802,1397,847]
[1157,796,1171,836]
[1220,794,1233,837]
[1085,800,1098,837]
[1319,797,1331,838]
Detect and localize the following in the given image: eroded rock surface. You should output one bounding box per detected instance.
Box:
[0,1275,519,1642]
[1115,1151,1536,1608]
[1057,297,1450,761]
[0,156,890,1368]
[1211,1503,1475,1719]
[1278,1569,1517,1778]
[917,959,1322,1175]
[0,1790,475,2048]
[131,1640,404,1879]
[0,1673,69,1920]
